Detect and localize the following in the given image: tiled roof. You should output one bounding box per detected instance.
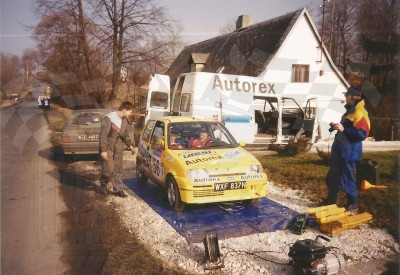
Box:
[166,9,303,85]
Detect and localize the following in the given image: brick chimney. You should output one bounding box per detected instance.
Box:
[236,15,253,30]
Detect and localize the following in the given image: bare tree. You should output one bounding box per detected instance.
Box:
[89,0,172,100]
[318,0,398,73]
[357,0,398,66]
[0,53,23,94]
[161,21,185,70]
[33,0,104,96]
[32,0,184,104]
[76,0,94,80]
[21,49,40,84]
[1,54,21,83]
[318,0,360,73]
[219,18,237,34]
[355,0,399,124]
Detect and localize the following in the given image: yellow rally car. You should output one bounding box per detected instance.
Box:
[136,116,268,211]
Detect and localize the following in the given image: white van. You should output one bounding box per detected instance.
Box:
[38,95,51,108]
[145,72,318,147]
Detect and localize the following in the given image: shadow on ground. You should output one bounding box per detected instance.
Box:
[46,146,188,274]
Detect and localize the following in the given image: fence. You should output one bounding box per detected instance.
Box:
[369,117,399,141]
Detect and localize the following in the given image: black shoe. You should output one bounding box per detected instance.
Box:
[319,198,336,207]
[100,185,109,195]
[345,202,358,213]
[114,190,128,198]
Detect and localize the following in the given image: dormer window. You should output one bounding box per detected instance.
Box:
[189,53,209,72]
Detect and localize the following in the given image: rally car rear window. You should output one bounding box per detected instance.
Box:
[72,112,104,125]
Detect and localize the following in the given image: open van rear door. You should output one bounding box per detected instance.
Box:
[302,97,319,143]
[145,74,171,122]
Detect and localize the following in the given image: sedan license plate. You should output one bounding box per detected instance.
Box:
[78,134,98,141]
[214,181,246,191]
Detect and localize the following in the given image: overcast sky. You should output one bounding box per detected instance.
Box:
[0,0,321,57]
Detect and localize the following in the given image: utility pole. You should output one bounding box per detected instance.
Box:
[319,0,327,62]
[329,0,335,53]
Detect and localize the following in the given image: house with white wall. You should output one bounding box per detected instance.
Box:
[166,8,349,138]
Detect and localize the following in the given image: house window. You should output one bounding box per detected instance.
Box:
[292,64,310,83]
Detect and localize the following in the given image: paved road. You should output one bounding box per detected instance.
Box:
[1,87,69,274]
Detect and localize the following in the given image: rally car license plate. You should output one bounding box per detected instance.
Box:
[214,181,246,191]
[78,134,98,141]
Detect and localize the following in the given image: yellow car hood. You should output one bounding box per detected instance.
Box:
[170,147,261,175]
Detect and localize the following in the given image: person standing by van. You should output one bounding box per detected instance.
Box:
[99,102,136,197]
[321,87,370,212]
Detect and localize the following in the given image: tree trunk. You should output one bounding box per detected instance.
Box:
[111,0,119,100]
[77,0,92,80]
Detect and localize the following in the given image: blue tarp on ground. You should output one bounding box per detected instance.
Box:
[125,178,300,243]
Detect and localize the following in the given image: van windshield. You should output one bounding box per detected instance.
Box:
[168,121,238,150]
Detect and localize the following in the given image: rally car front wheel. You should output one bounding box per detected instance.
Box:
[167,176,185,211]
[136,159,148,184]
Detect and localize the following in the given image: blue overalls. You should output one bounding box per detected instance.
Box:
[325,101,368,205]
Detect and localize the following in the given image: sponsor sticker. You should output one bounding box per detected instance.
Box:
[185,155,223,165]
[223,150,242,159]
[193,177,222,183]
[183,151,213,159]
[240,174,263,180]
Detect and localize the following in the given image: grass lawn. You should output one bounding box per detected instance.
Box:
[256,151,400,241]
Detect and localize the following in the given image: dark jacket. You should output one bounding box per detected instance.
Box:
[332,99,370,161]
[99,115,134,153]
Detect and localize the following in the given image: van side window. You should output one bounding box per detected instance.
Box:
[180,93,191,112]
[150,91,168,109]
[172,92,181,113]
[175,76,185,92]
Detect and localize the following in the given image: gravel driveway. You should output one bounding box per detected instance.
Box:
[111,145,399,275]
[68,141,399,274]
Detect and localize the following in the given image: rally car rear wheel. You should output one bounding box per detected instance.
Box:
[167,176,185,211]
[136,160,148,184]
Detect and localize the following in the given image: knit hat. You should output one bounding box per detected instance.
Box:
[344,87,362,96]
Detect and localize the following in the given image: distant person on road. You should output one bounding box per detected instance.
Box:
[99,102,136,198]
[321,87,370,212]
[41,97,46,108]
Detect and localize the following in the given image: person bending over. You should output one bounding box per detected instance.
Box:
[99,101,136,198]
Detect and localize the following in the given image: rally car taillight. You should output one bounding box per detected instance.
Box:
[61,136,70,143]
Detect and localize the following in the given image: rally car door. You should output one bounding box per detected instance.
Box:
[148,120,165,183]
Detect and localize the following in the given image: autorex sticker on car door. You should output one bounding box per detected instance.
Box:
[139,141,151,174]
[150,149,164,181]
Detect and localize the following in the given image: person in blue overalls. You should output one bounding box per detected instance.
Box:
[321,87,370,212]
